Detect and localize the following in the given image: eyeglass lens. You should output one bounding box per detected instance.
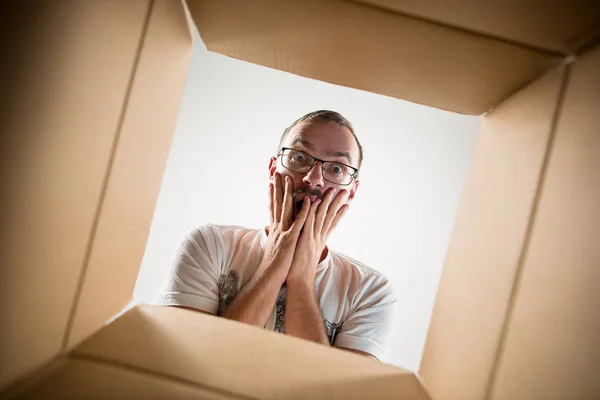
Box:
[281,149,354,185]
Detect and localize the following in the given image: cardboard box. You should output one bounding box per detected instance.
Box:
[0,0,598,398]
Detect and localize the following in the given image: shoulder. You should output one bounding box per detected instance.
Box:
[184,223,260,240]
[174,224,262,269]
[329,251,396,304]
[330,251,390,285]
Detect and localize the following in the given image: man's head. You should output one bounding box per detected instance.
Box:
[269,110,362,218]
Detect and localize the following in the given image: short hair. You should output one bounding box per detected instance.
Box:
[277,110,364,169]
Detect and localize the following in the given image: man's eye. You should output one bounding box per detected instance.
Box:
[329,164,344,174]
[293,154,306,162]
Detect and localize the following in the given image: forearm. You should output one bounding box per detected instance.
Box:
[285,278,330,346]
[222,262,287,327]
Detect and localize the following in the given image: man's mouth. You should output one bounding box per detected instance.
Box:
[292,193,322,217]
[294,200,303,217]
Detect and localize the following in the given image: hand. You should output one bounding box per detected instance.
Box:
[287,188,349,285]
[219,173,310,326]
[259,172,310,276]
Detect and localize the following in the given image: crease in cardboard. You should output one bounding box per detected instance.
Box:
[59,0,155,352]
[349,0,600,55]
[0,359,69,400]
[69,354,256,400]
[345,0,563,56]
[486,55,569,116]
[189,0,558,115]
[482,64,572,400]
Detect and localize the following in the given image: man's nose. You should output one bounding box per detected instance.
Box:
[302,162,324,188]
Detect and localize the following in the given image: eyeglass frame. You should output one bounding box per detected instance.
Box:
[276,147,359,186]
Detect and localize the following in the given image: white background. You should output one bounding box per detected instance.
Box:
[134,32,480,371]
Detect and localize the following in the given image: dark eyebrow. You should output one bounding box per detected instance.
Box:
[290,137,353,165]
[327,150,351,164]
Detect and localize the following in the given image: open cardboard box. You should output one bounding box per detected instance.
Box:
[1,1,598,399]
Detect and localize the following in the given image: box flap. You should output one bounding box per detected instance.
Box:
[0,1,153,390]
[0,1,194,391]
[72,305,431,400]
[354,0,600,54]
[419,64,566,399]
[489,42,600,400]
[19,359,237,399]
[187,0,559,115]
[64,0,194,349]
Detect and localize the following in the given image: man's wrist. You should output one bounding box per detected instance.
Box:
[256,258,290,285]
[286,271,316,293]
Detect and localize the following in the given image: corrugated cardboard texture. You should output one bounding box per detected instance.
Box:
[187,0,558,115]
[355,0,600,54]
[0,1,152,390]
[65,0,193,349]
[20,359,238,400]
[68,305,431,400]
[419,65,566,400]
[489,42,600,400]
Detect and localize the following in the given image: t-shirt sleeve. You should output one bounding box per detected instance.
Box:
[153,226,222,314]
[333,275,396,362]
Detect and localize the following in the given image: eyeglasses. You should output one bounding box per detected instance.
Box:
[277,147,358,186]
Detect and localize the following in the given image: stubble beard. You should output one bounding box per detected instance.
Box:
[291,188,324,220]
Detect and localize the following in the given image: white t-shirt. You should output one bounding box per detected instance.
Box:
[154,224,396,361]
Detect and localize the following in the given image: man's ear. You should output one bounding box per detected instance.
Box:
[347,180,360,204]
[268,156,277,178]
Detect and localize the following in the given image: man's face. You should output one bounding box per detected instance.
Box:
[269,120,361,218]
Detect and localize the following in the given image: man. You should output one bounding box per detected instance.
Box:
[155,110,395,361]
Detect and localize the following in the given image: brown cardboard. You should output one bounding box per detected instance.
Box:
[0,0,155,390]
[188,0,558,115]
[0,0,193,391]
[488,42,600,400]
[419,65,567,400]
[21,359,237,400]
[4,306,432,399]
[1,0,600,399]
[65,0,194,350]
[420,42,600,400]
[354,0,600,53]
[70,305,430,400]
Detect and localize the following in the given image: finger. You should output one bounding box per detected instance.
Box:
[327,204,348,236]
[274,173,283,223]
[282,176,293,229]
[269,181,275,225]
[305,198,321,237]
[291,197,311,235]
[322,190,349,234]
[314,188,336,234]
